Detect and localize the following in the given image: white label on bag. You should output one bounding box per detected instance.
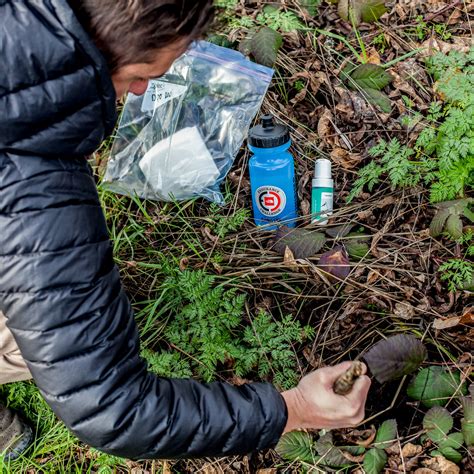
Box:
[141,81,188,113]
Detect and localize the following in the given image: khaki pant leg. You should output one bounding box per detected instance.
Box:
[0,311,32,385]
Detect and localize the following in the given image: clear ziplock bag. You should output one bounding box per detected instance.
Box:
[103,41,274,204]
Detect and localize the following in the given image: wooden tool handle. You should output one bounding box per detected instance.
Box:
[333,361,365,395]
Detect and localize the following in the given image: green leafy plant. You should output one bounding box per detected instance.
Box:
[439,257,474,292]
[242,312,314,389]
[276,420,395,471]
[423,407,465,463]
[141,349,193,378]
[363,419,397,474]
[341,63,393,112]
[348,47,474,204]
[239,26,283,67]
[257,6,304,32]
[273,226,327,259]
[430,199,474,240]
[345,233,371,260]
[372,32,389,54]
[161,269,247,381]
[208,204,250,238]
[461,386,474,447]
[275,431,317,464]
[409,15,452,41]
[143,269,310,387]
[363,334,427,383]
[373,419,398,449]
[338,0,387,26]
[300,0,322,16]
[407,366,467,408]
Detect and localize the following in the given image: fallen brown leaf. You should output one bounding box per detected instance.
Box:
[340,449,365,463]
[300,199,310,218]
[419,37,472,58]
[201,226,219,244]
[366,269,380,285]
[319,246,351,281]
[394,302,416,320]
[366,46,381,65]
[461,306,474,324]
[434,307,474,329]
[317,108,336,147]
[179,258,189,271]
[424,455,460,474]
[330,147,364,170]
[401,442,423,458]
[433,315,462,330]
[283,245,298,271]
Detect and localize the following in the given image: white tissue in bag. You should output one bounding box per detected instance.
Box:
[139,126,219,200]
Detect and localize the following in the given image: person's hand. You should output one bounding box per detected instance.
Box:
[281,362,371,434]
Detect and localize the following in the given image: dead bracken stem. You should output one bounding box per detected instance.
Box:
[333,361,365,395]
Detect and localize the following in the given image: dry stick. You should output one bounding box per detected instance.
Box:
[333,360,365,395]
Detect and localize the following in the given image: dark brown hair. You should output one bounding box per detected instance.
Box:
[69,0,214,71]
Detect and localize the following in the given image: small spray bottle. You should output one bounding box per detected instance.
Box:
[311,159,334,225]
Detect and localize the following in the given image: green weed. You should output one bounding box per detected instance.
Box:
[348,47,474,204]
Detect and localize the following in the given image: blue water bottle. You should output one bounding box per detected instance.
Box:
[248,115,298,229]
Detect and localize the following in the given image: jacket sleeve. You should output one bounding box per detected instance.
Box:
[0,153,288,459]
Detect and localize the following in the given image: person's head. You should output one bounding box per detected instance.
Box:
[69,0,214,96]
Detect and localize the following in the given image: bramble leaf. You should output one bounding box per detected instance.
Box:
[423,406,453,443]
[314,432,351,467]
[360,88,392,113]
[438,445,462,463]
[430,208,451,237]
[250,26,283,67]
[363,334,426,383]
[445,214,463,240]
[326,224,355,239]
[349,64,392,91]
[464,206,474,222]
[273,226,327,259]
[374,419,397,449]
[407,366,467,407]
[345,235,370,261]
[438,432,464,450]
[338,0,388,26]
[276,431,316,463]
[363,448,387,474]
[302,0,321,16]
[462,418,474,447]
[461,394,474,446]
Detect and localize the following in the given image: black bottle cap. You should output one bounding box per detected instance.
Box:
[248,114,290,148]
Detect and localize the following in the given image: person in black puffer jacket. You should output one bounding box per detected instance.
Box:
[0,0,371,462]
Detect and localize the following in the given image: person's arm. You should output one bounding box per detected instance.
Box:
[0,154,287,459]
[0,153,371,459]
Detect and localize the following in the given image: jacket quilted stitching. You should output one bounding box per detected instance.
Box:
[0,0,287,459]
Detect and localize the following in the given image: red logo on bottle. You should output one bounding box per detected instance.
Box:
[256,187,286,217]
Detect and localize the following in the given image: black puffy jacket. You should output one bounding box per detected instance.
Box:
[0,0,287,459]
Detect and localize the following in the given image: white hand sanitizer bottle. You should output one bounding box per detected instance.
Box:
[311,159,334,225]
